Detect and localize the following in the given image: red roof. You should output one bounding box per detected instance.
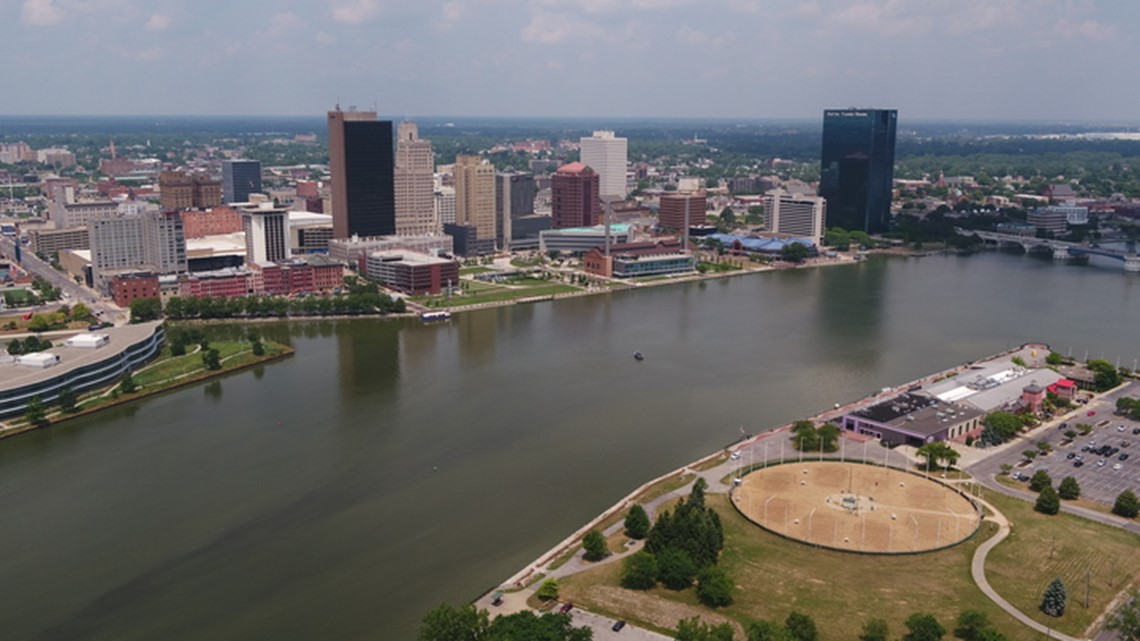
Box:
[556,162,591,174]
[1054,378,1075,388]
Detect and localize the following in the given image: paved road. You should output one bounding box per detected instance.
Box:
[0,236,126,325]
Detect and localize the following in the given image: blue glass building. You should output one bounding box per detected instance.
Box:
[221,159,262,203]
[819,109,897,234]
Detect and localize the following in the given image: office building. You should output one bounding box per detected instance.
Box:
[327,234,454,266]
[579,130,627,200]
[180,206,244,238]
[142,210,187,274]
[496,172,536,250]
[221,160,262,203]
[28,227,90,256]
[89,214,145,288]
[539,223,632,253]
[50,200,118,229]
[327,107,395,239]
[453,155,496,241]
[158,171,223,210]
[551,162,601,229]
[658,192,707,233]
[242,203,289,264]
[435,186,456,226]
[364,251,460,295]
[394,122,438,236]
[819,108,897,234]
[764,190,827,246]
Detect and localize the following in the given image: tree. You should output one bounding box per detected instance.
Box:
[1041,578,1067,617]
[656,547,698,590]
[129,298,163,323]
[624,504,650,539]
[251,340,265,356]
[982,411,1021,445]
[696,566,734,608]
[903,613,946,641]
[202,348,222,371]
[418,602,488,641]
[791,420,819,451]
[954,610,989,641]
[58,386,78,413]
[824,227,850,249]
[486,611,593,641]
[1113,489,1140,518]
[24,395,48,428]
[859,619,890,641]
[1105,588,1140,641]
[70,302,91,319]
[1035,485,1061,515]
[582,529,608,562]
[817,423,841,452]
[6,340,21,355]
[1046,351,1065,365]
[1058,476,1081,500]
[677,617,735,641]
[746,620,793,641]
[1088,358,1121,392]
[620,551,658,590]
[784,612,818,641]
[536,578,559,601]
[780,242,809,263]
[849,230,873,248]
[719,207,736,226]
[1029,470,1052,492]
[119,372,138,394]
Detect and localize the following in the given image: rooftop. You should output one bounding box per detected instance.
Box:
[542,223,632,236]
[851,392,985,439]
[0,321,162,390]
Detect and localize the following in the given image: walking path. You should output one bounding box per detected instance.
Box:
[969,496,1083,641]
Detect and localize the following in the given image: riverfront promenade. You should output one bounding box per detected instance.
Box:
[477,345,1140,640]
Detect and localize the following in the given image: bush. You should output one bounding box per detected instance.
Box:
[619,551,658,590]
[860,619,890,641]
[954,610,989,641]
[625,503,650,539]
[1058,476,1081,500]
[1029,470,1052,492]
[1035,486,1061,515]
[582,529,608,562]
[696,566,734,608]
[903,613,946,641]
[1041,578,1067,617]
[656,547,697,590]
[1113,489,1140,518]
[536,578,558,601]
[785,612,818,641]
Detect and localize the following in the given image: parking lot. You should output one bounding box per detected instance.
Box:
[995,385,1140,504]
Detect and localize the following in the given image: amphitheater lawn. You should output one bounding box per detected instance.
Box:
[561,494,1032,641]
[984,491,1140,637]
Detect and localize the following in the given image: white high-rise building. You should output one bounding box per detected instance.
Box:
[579,130,628,201]
[394,122,438,236]
[764,190,827,246]
[435,187,456,227]
[242,203,289,264]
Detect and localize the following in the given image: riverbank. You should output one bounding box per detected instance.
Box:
[0,338,294,440]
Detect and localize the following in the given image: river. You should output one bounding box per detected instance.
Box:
[1,251,1138,640]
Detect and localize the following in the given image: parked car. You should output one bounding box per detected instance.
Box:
[559,602,574,613]
[1132,427,1140,435]
[1120,453,1130,461]
[612,621,626,632]
[1113,463,1123,471]
[1097,459,1107,467]
[1066,452,1076,460]
[1074,460,1085,468]
[1088,410,1097,416]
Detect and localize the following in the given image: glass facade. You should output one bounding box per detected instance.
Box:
[819,109,897,234]
[344,121,396,238]
[222,160,262,203]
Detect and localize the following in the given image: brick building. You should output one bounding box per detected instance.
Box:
[159,171,223,210]
[110,272,160,307]
[551,162,600,229]
[181,206,244,238]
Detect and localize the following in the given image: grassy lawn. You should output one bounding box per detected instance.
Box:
[459,279,502,292]
[459,266,495,275]
[131,340,288,389]
[985,492,1140,637]
[559,493,1054,641]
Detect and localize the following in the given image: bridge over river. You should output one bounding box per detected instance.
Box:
[959,229,1140,272]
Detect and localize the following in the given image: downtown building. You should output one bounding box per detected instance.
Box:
[221,160,263,203]
[657,192,708,234]
[394,122,439,236]
[579,130,628,201]
[819,108,897,234]
[764,190,827,246]
[450,154,496,255]
[327,107,395,239]
[495,172,537,251]
[88,210,186,291]
[551,162,601,230]
[158,171,223,210]
[241,203,289,264]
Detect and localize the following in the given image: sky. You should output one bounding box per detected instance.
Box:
[4,0,1139,121]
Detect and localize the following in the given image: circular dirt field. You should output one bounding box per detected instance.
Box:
[732,461,980,554]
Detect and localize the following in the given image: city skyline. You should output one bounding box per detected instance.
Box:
[4,1,1137,121]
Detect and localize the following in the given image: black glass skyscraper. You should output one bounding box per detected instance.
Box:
[221,159,262,203]
[819,109,897,234]
[328,109,396,239]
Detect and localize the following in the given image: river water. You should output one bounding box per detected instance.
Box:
[1,251,1138,640]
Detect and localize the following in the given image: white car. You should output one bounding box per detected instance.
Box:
[1119,425,1127,432]
[1097,459,1107,467]
[730,451,742,460]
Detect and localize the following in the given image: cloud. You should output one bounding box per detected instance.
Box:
[144,13,171,31]
[536,0,687,13]
[521,11,606,44]
[828,0,931,36]
[135,47,162,61]
[331,0,380,24]
[1054,18,1115,40]
[439,1,463,29]
[21,0,65,26]
[676,26,733,47]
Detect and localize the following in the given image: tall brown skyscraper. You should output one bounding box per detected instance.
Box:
[328,107,395,239]
[453,155,496,240]
[551,162,600,229]
[394,122,437,236]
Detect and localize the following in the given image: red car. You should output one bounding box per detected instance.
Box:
[559,602,573,613]
[1087,410,1096,416]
